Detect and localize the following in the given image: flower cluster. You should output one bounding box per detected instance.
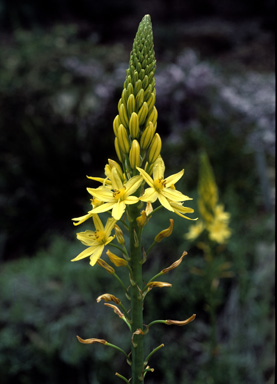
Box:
[72,15,195,267]
[186,152,231,244]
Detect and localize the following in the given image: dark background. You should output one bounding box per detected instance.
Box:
[0,1,275,383]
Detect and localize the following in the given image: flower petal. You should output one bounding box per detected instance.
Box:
[91,202,116,214]
[162,188,192,202]
[105,235,115,245]
[112,201,126,220]
[124,196,140,205]
[110,168,123,190]
[89,245,105,266]
[87,176,111,185]
[140,188,158,203]
[158,194,174,212]
[87,187,114,202]
[71,245,98,262]
[165,169,184,187]
[137,167,154,187]
[153,157,165,180]
[104,218,117,236]
[72,212,93,226]
[77,230,98,246]
[125,175,143,195]
[92,214,104,231]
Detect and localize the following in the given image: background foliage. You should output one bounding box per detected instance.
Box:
[0,1,275,383]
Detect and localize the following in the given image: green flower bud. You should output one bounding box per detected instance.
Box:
[144,84,153,101]
[148,133,162,164]
[122,88,128,108]
[142,74,149,89]
[118,103,129,128]
[138,101,148,125]
[140,121,155,149]
[129,112,139,138]
[147,92,155,111]
[127,82,134,97]
[127,94,136,116]
[118,124,130,154]
[139,69,145,81]
[146,106,158,126]
[114,137,123,163]
[135,88,144,110]
[113,115,120,136]
[134,79,142,95]
[129,140,140,169]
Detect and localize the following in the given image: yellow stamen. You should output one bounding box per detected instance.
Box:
[153,178,166,192]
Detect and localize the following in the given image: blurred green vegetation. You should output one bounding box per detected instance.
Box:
[0,16,275,384]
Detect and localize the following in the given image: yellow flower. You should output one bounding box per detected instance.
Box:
[185,221,205,240]
[169,201,196,220]
[87,168,143,220]
[137,157,192,213]
[207,218,231,244]
[71,215,116,266]
[72,197,103,226]
[214,204,230,223]
[186,152,231,245]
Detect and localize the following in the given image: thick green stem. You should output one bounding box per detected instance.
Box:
[128,205,144,384]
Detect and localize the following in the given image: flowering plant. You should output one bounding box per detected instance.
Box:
[186,152,232,378]
[71,15,196,383]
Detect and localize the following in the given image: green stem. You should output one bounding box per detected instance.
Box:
[145,240,157,257]
[113,272,128,293]
[106,342,129,359]
[115,372,130,383]
[128,204,144,384]
[110,242,130,259]
[144,343,164,364]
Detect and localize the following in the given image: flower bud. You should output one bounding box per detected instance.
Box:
[114,224,125,245]
[122,88,128,108]
[138,101,148,125]
[136,210,147,227]
[165,314,196,326]
[135,88,144,110]
[96,293,121,305]
[146,106,158,127]
[154,219,174,243]
[77,336,107,345]
[127,82,134,97]
[118,103,129,127]
[162,251,187,274]
[142,74,149,89]
[96,258,115,274]
[129,140,140,169]
[148,133,162,164]
[104,303,125,319]
[106,250,128,267]
[147,281,172,289]
[118,124,130,154]
[145,202,153,216]
[127,94,136,116]
[129,112,139,138]
[113,115,120,136]
[144,84,153,101]
[133,70,139,83]
[114,137,123,163]
[140,121,155,149]
[134,79,142,95]
[108,159,124,181]
[147,92,155,111]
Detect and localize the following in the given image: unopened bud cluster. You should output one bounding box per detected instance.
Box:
[113,15,161,174]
